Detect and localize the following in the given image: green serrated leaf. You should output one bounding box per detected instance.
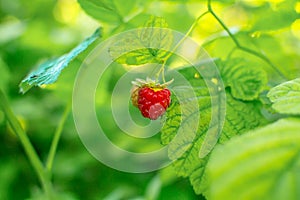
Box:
[205,118,300,200]
[109,16,173,65]
[19,28,101,94]
[161,66,267,195]
[267,78,300,115]
[221,58,268,101]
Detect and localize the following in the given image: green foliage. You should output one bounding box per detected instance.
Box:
[19,28,101,94]
[267,78,300,115]
[161,66,267,194]
[0,160,18,200]
[246,0,300,31]
[77,0,123,24]
[205,118,300,200]
[1,0,300,199]
[109,16,173,65]
[221,58,268,100]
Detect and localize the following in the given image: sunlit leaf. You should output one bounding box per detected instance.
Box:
[77,0,149,25]
[109,16,173,65]
[243,0,300,31]
[77,0,122,24]
[267,78,300,115]
[249,34,300,80]
[205,118,300,200]
[221,58,268,100]
[19,28,101,94]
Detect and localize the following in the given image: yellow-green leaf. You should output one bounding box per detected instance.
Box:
[267,78,300,115]
[206,118,300,200]
[161,65,267,194]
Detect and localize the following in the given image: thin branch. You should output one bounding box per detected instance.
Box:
[170,10,210,55]
[208,4,240,47]
[46,102,71,172]
[207,0,287,81]
[238,46,285,78]
[157,10,210,82]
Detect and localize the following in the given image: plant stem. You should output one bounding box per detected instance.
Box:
[207,0,287,81]
[207,0,240,47]
[0,89,53,198]
[238,46,284,77]
[156,11,210,81]
[170,11,210,56]
[46,102,71,172]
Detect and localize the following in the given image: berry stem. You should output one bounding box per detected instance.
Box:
[155,64,166,83]
[155,11,210,82]
[207,0,287,81]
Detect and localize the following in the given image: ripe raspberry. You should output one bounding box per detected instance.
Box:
[138,87,171,120]
[131,78,173,120]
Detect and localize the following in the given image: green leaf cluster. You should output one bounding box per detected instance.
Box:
[161,62,300,199]
[109,16,173,65]
[8,0,300,199]
[161,65,300,199]
[161,64,268,194]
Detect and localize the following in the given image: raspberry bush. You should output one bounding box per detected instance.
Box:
[1,0,300,199]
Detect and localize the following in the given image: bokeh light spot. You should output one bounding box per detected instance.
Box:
[291,19,300,40]
[53,0,80,24]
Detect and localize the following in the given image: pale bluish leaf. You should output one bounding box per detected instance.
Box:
[19,28,101,93]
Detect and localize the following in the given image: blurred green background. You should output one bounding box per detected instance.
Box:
[0,0,200,199]
[0,0,299,199]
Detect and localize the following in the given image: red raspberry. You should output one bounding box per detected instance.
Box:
[137,87,171,120]
[131,78,173,120]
